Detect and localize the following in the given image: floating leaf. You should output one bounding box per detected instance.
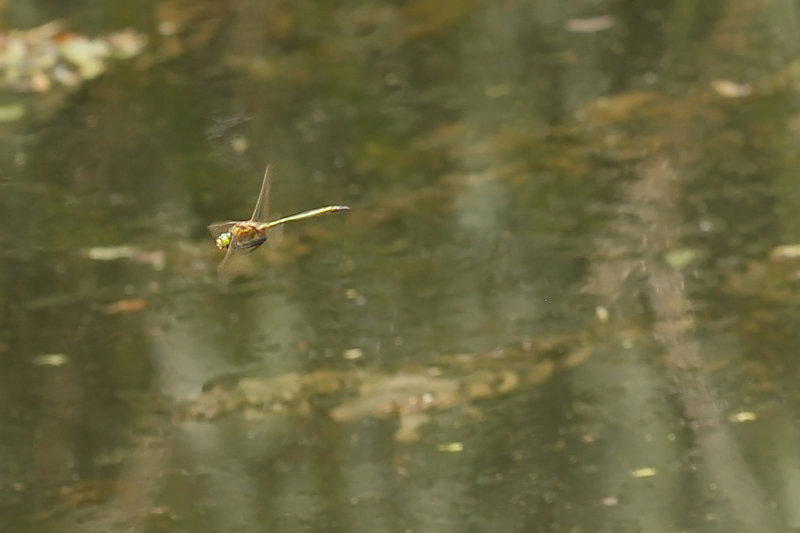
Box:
[104,298,147,314]
[630,467,657,478]
[343,348,363,360]
[58,36,110,78]
[729,411,757,423]
[770,244,800,260]
[0,103,26,122]
[83,245,139,260]
[565,15,614,33]
[33,353,69,366]
[106,29,147,58]
[601,496,619,506]
[664,247,696,269]
[712,79,752,98]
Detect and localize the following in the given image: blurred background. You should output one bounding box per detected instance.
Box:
[2,0,800,531]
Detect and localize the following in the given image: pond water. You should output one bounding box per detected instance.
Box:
[3,1,800,532]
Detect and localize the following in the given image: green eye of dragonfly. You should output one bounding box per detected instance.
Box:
[216,232,232,249]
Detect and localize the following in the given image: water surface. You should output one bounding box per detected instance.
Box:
[2,1,800,532]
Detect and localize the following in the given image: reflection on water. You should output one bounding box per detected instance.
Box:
[3,1,800,532]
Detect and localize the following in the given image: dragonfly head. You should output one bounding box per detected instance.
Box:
[215,232,232,250]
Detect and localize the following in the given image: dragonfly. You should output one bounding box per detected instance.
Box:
[208,165,349,282]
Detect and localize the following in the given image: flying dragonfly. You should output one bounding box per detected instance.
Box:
[208,165,349,282]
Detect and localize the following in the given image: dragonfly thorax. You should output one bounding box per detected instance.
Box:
[229,222,268,250]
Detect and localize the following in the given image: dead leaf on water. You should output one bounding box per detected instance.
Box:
[330,373,461,421]
[395,412,429,442]
[133,250,166,270]
[729,411,757,423]
[437,442,464,452]
[561,345,594,369]
[83,245,139,260]
[770,244,800,260]
[495,370,520,394]
[711,79,752,98]
[523,359,556,384]
[33,353,69,366]
[630,467,657,478]
[664,247,696,269]
[83,246,165,269]
[565,15,614,33]
[601,496,619,506]
[0,102,25,122]
[343,348,364,360]
[104,298,147,314]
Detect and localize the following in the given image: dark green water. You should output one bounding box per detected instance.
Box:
[3,1,800,532]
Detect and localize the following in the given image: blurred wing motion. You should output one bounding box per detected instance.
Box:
[208,221,237,241]
[208,165,349,283]
[249,164,272,223]
[214,240,243,284]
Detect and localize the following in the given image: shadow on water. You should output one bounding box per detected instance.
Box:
[3,1,800,532]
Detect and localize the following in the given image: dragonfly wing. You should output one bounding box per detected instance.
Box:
[216,246,242,284]
[216,231,251,283]
[208,221,238,239]
[250,164,272,223]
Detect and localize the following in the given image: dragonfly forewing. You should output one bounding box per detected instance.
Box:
[208,221,238,240]
[249,164,272,223]
[216,245,244,284]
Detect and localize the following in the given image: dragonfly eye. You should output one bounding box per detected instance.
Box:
[215,232,232,250]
